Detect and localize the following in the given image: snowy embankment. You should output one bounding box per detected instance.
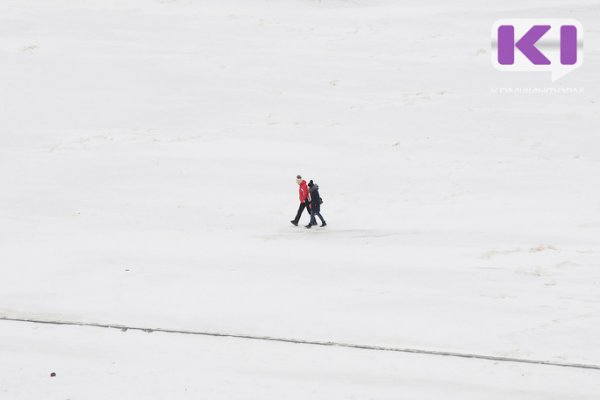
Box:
[1,0,599,398]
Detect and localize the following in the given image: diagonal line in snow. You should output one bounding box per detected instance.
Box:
[1,316,599,372]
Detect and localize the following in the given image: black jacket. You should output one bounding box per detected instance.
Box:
[308,184,322,212]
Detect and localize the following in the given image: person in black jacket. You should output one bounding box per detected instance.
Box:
[305,180,326,228]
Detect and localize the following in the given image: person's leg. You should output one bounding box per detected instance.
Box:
[292,202,306,224]
[316,212,325,225]
[306,208,316,228]
[304,200,312,223]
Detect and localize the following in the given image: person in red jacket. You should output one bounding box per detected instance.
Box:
[290,174,310,226]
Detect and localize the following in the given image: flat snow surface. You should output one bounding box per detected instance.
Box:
[1,0,599,398]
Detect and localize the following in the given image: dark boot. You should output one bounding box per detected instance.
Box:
[304,224,312,229]
[320,222,327,227]
[290,220,298,226]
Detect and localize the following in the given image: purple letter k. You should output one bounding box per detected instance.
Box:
[498,25,551,65]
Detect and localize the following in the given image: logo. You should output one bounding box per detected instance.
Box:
[492,19,583,81]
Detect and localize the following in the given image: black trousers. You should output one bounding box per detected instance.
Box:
[309,209,326,225]
[293,200,311,223]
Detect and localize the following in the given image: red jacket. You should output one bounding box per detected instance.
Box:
[299,180,309,202]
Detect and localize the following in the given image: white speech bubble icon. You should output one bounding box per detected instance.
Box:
[491,19,583,82]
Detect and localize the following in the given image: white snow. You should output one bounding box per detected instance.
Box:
[1,0,599,398]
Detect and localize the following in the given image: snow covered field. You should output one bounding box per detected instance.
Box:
[1,0,599,398]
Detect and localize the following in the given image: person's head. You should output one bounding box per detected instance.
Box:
[308,180,314,188]
[296,174,302,185]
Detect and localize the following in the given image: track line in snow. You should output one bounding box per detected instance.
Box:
[2,316,599,371]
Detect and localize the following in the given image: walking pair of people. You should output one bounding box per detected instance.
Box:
[291,175,326,228]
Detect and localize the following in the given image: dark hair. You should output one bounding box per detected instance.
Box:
[308,180,314,187]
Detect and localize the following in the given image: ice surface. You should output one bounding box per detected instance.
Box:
[2,320,600,400]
